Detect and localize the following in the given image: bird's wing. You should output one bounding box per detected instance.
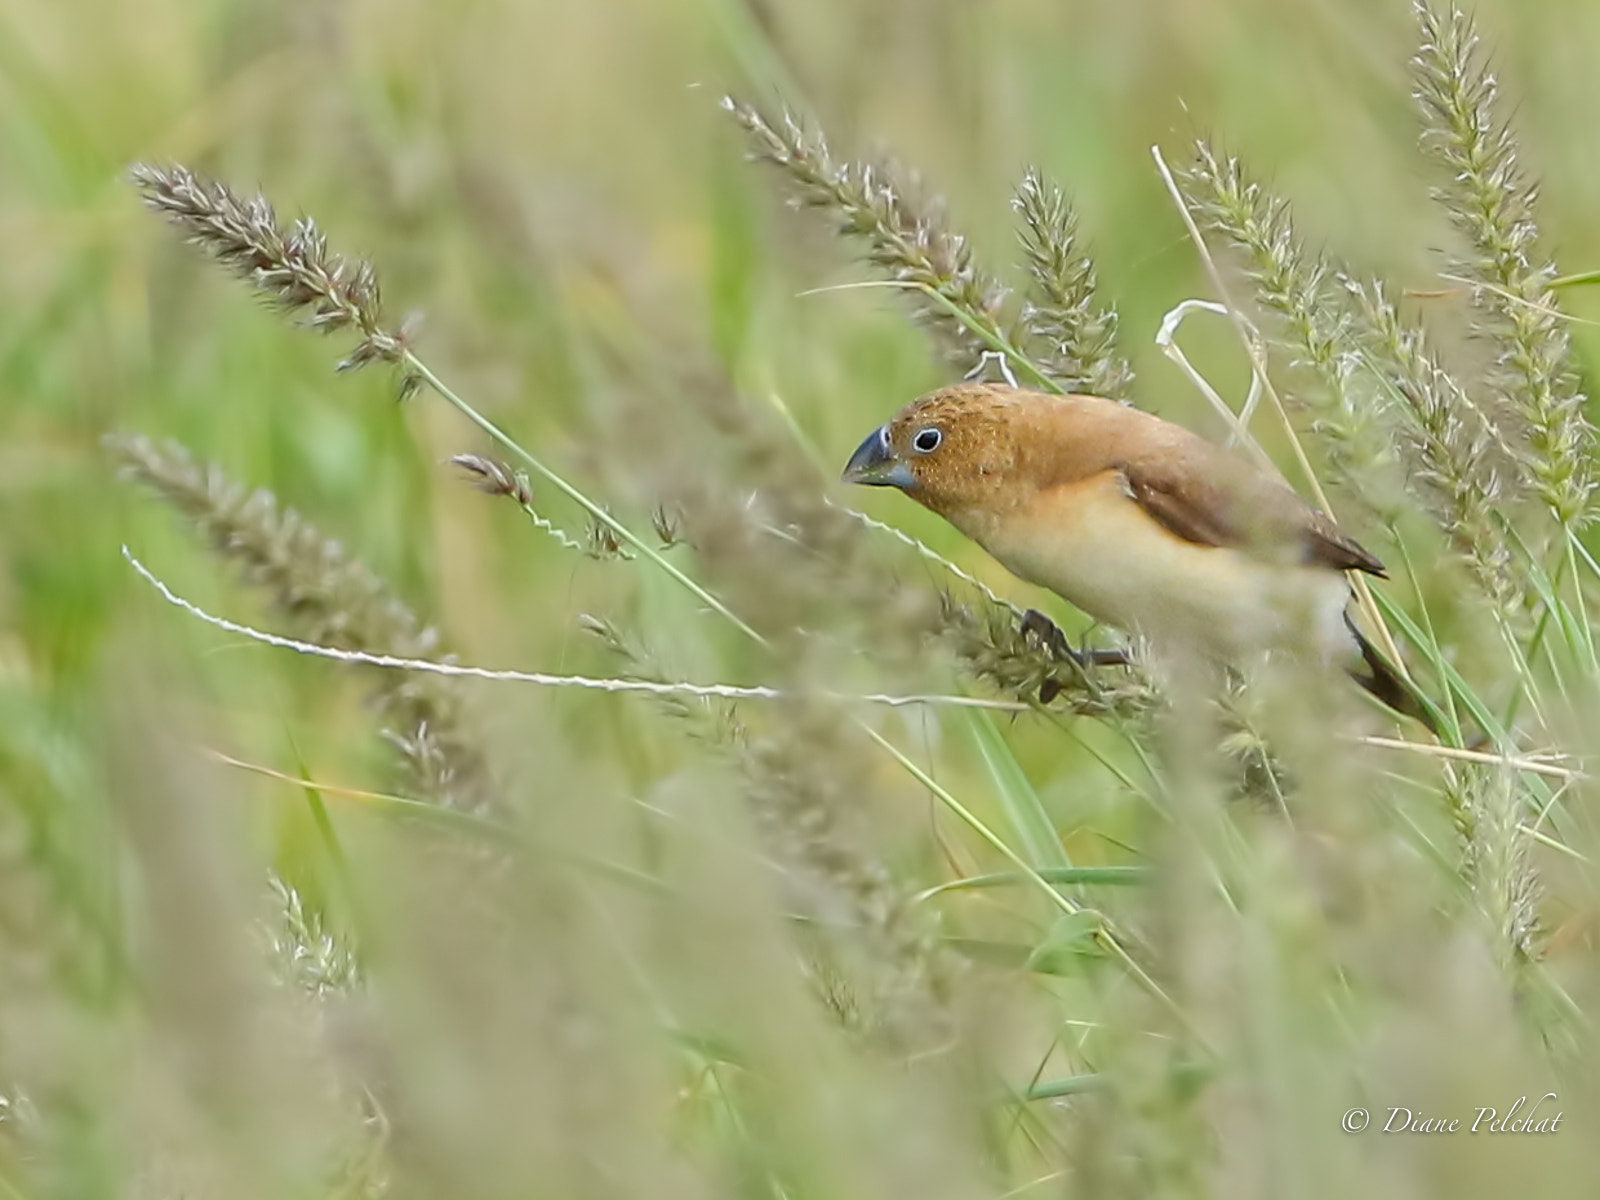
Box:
[1300,509,1388,577]
[1121,454,1387,578]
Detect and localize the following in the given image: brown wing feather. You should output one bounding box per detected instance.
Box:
[1122,455,1387,578]
[1302,511,1387,577]
[1122,470,1237,550]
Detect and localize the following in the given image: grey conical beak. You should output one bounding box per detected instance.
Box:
[841,424,914,488]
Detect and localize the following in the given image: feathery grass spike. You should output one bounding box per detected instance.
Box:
[724,97,1012,372]
[1411,2,1596,529]
[1012,167,1133,399]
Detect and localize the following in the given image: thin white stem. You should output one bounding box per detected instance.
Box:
[1155,298,1278,478]
[520,502,596,555]
[1356,733,1584,781]
[124,546,1026,713]
[824,500,1026,618]
[966,349,1020,388]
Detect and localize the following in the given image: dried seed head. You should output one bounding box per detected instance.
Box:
[651,504,685,548]
[451,454,535,507]
[1410,2,1596,529]
[451,454,589,555]
[1012,167,1132,398]
[109,433,493,814]
[724,97,1014,373]
[585,516,628,560]
[130,162,411,372]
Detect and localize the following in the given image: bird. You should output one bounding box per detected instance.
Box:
[841,381,1437,731]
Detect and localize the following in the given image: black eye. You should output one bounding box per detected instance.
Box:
[912,427,943,454]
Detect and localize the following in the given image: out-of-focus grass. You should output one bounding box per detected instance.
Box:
[2,0,1599,1196]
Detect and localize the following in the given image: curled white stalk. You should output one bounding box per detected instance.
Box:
[965,349,1021,388]
[1155,297,1276,478]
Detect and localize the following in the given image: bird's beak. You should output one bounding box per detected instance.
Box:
[842,425,915,488]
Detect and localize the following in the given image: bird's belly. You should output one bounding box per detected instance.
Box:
[967,480,1354,663]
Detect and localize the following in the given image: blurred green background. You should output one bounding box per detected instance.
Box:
[8,0,1600,785]
[2,0,1598,1196]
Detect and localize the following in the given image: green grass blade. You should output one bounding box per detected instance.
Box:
[916,865,1153,901]
[965,708,1070,870]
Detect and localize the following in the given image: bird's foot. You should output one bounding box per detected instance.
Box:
[1020,608,1071,658]
[1020,610,1128,703]
[1021,609,1129,668]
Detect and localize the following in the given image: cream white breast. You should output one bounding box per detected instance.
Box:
[951,469,1356,664]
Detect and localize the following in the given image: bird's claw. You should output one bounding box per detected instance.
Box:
[1021,609,1129,704]
[1020,608,1072,658]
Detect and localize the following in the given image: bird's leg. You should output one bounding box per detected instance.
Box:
[1080,646,1133,668]
[1021,609,1130,668]
[1020,608,1072,658]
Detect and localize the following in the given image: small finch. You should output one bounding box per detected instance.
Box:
[843,382,1436,730]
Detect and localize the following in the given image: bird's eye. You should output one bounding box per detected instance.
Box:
[912,427,943,454]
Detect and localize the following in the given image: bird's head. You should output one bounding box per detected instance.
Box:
[840,384,1037,519]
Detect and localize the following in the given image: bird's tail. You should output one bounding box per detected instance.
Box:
[1344,615,1444,737]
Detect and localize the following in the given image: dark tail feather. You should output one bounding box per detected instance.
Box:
[1344,616,1443,737]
